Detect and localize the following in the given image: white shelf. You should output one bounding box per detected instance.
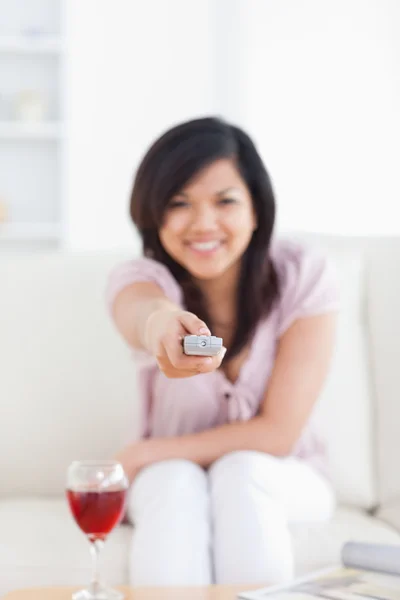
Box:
[0,122,63,140]
[0,2,65,252]
[0,223,62,242]
[0,34,63,54]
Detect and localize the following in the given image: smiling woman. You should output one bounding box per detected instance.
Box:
[129,117,279,360]
[160,161,257,283]
[106,117,339,587]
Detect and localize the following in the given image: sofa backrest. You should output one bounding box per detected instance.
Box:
[293,234,400,511]
[307,238,376,509]
[0,251,138,498]
[365,239,400,508]
[0,235,397,509]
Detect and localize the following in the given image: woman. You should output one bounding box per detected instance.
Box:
[106,117,339,587]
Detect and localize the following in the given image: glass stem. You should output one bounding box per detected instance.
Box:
[89,538,104,592]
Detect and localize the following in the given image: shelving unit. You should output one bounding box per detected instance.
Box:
[0,0,65,251]
[0,34,63,54]
[0,222,61,242]
[0,121,63,139]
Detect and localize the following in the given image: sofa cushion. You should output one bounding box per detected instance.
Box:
[288,235,377,509]
[1,498,399,595]
[376,502,400,534]
[0,252,139,497]
[291,506,400,576]
[0,498,131,597]
[367,240,400,507]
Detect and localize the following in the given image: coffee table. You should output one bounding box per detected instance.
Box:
[3,584,261,600]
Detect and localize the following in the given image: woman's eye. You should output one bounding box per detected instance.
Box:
[168,200,188,209]
[218,198,237,205]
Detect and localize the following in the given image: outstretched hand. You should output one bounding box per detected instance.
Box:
[145,308,226,378]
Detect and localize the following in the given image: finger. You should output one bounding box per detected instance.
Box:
[216,346,227,364]
[157,354,210,377]
[199,347,227,372]
[170,349,214,371]
[173,346,227,374]
[158,346,227,377]
[158,367,199,379]
[178,311,211,336]
[156,340,210,371]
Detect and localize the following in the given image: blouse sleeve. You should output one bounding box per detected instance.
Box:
[274,240,340,337]
[105,256,183,313]
[105,256,183,366]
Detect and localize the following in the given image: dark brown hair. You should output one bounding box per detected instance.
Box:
[130,117,279,360]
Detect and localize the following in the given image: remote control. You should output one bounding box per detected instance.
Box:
[183,335,223,356]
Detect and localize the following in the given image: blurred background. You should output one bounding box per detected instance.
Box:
[1,4,400,592]
[0,0,399,254]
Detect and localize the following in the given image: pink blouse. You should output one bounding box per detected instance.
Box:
[106,237,340,477]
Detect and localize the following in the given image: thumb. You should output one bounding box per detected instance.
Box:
[178,311,211,336]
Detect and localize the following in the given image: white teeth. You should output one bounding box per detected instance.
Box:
[190,241,220,251]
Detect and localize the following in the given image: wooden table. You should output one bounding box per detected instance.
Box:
[3,585,261,600]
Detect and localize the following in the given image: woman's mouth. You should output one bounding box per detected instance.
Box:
[186,240,223,254]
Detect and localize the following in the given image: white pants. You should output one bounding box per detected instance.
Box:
[127,451,335,587]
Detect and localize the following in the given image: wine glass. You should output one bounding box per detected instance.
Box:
[66,460,129,600]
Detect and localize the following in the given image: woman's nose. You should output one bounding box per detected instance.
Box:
[191,205,218,230]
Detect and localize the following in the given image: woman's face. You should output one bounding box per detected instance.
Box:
[159,158,257,281]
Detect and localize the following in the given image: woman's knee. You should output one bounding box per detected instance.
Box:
[128,461,212,586]
[128,459,208,522]
[209,450,335,523]
[209,450,274,498]
[209,453,295,585]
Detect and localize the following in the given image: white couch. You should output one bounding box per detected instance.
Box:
[2,234,400,595]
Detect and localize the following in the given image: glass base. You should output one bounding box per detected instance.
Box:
[72,582,124,600]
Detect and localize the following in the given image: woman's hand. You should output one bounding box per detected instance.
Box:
[114,441,147,484]
[144,307,226,378]
[114,438,169,484]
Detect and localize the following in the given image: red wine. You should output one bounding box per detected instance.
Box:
[67,489,127,541]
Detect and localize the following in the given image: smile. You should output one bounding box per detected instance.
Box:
[187,241,222,253]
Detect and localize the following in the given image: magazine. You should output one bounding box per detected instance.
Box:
[238,542,400,600]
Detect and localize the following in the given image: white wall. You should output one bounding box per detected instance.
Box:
[234,0,400,236]
[64,0,400,250]
[64,0,216,251]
